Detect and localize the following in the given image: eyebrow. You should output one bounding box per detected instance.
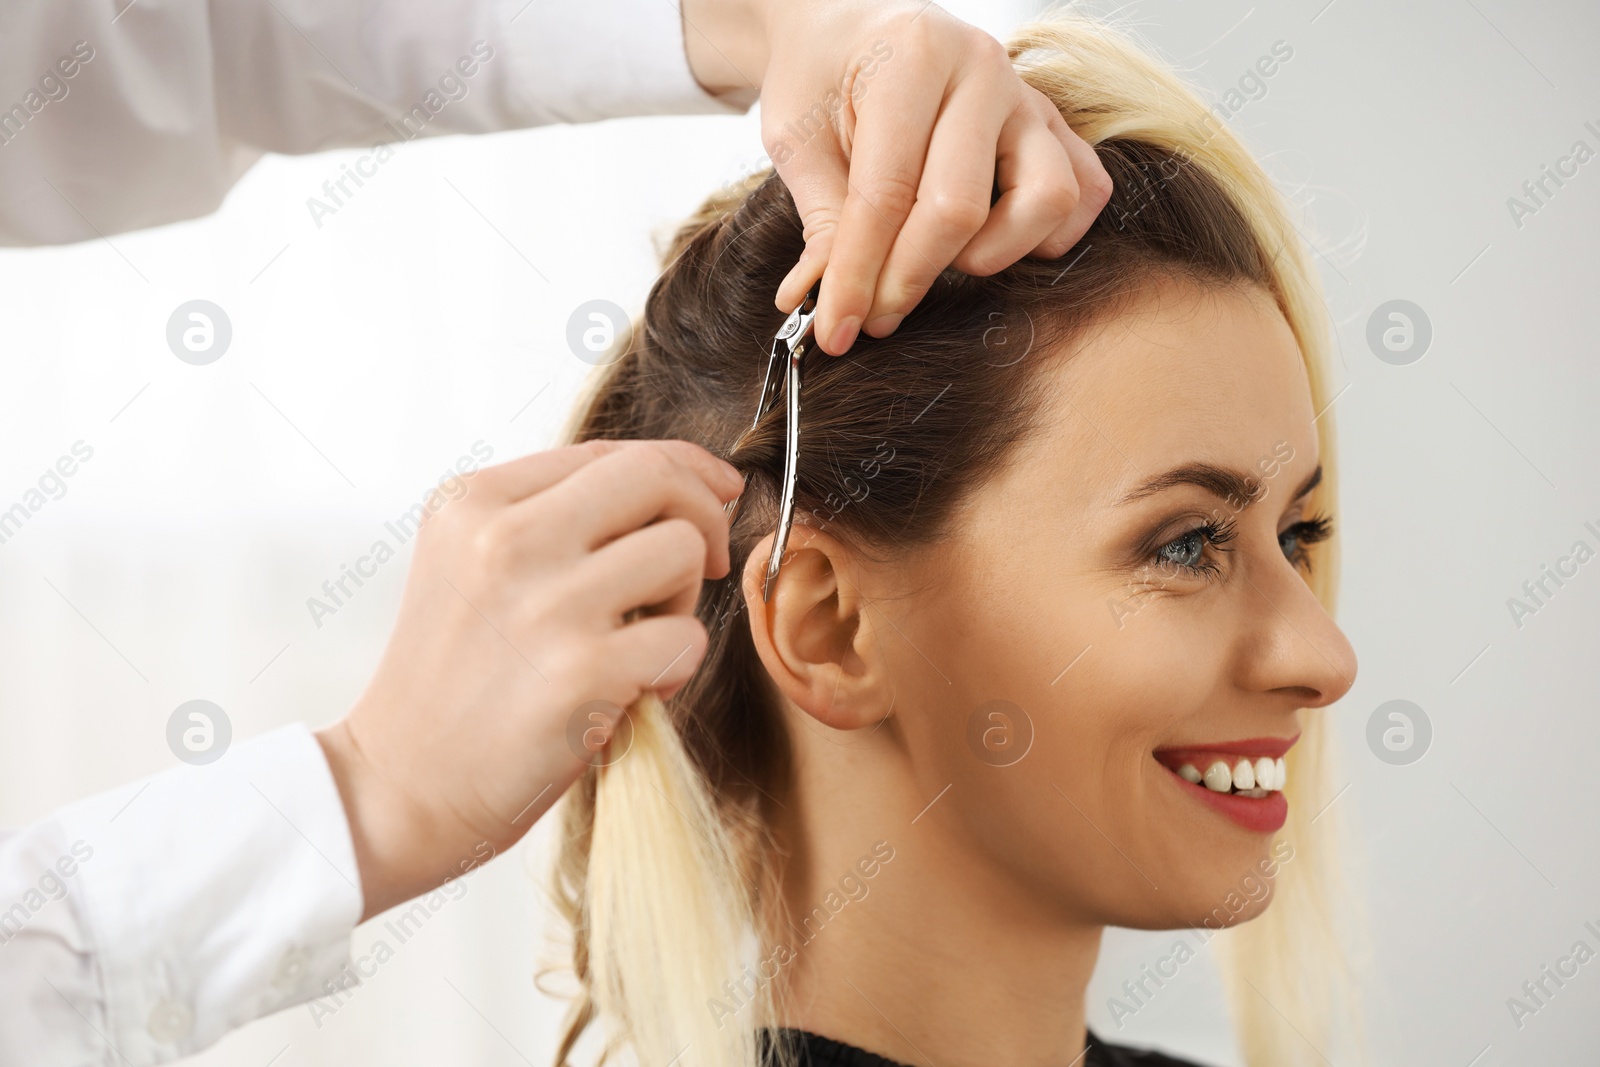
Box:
[1116,462,1323,510]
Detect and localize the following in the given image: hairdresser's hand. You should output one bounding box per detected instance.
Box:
[684,0,1112,354]
[315,440,741,920]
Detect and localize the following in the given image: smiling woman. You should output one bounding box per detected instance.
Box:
[543,11,1360,1067]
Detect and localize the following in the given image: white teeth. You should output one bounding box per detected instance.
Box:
[1173,754,1288,794]
[1203,760,1233,793]
[1231,758,1255,790]
[1254,757,1275,790]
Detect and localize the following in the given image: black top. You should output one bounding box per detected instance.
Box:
[761,1027,1211,1067]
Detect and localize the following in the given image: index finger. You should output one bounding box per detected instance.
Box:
[474,439,741,505]
[808,54,948,355]
[528,441,739,578]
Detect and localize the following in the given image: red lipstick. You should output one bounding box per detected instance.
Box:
[1151,735,1299,765]
[1152,734,1300,834]
[1165,772,1287,833]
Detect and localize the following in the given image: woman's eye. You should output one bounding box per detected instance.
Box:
[1158,530,1206,570]
[1149,518,1237,579]
[1279,512,1334,571]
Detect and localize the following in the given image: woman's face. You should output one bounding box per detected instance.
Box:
[861,275,1357,930]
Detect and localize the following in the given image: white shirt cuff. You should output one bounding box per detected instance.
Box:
[494,0,758,124]
[55,723,362,1062]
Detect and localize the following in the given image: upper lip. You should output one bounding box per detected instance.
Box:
[1151,733,1301,770]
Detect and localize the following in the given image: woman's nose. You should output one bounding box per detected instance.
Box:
[1235,559,1358,708]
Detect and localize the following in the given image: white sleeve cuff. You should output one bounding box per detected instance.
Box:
[493,0,758,124]
[55,723,363,1063]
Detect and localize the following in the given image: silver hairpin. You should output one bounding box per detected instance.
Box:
[751,282,822,601]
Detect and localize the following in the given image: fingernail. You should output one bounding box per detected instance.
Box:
[828,316,861,355]
[864,313,903,337]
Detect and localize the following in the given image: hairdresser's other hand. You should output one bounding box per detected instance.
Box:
[684,0,1112,354]
[315,440,741,920]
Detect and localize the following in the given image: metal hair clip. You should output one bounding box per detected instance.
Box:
[751,281,822,602]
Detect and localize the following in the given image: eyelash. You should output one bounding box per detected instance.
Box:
[1280,513,1333,572]
[1148,512,1334,580]
[1149,516,1237,580]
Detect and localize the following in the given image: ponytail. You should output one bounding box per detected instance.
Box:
[583,692,758,1067]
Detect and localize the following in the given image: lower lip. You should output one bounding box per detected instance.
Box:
[1160,762,1287,833]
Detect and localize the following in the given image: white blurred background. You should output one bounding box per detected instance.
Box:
[1,0,1596,1064]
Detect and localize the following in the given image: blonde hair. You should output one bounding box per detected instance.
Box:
[543,10,1365,1067]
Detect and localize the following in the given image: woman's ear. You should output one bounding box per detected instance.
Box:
[742,527,892,731]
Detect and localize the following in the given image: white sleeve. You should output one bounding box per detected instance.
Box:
[0,723,364,1067]
[0,0,756,246]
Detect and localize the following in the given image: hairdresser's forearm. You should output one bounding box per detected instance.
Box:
[680,0,777,96]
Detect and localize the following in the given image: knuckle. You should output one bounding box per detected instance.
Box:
[1083,165,1115,209]
[761,124,802,163]
[958,246,1007,277]
[758,119,783,154]
[872,274,930,317]
[1041,176,1083,219]
[881,11,933,51]
[1032,234,1075,261]
[669,615,709,655]
[858,170,920,222]
[964,28,1010,67]
[798,215,839,246]
[470,512,519,577]
[1026,85,1066,125]
[457,466,493,501]
[648,620,707,681]
[454,464,489,494]
[658,438,710,471]
[632,442,679,483]
[656,518,707,565]
[966,31,1004,73]
[924,190,990,238]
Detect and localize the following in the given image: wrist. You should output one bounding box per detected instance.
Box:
[681,0,772,97]
[315,721,450,921]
